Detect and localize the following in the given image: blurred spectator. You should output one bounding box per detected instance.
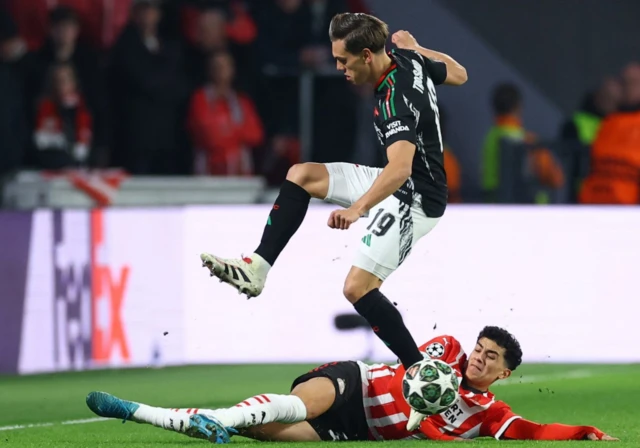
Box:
[0,56,26,176]
[185,8,228,89]
[110,0,189,174]
[4,0,48,51]
[187,51,264,175]
[37,6,108,157]
[560,77,622,145]
[255,0,312,72]
[33,62,92,169]
[481,83,564,203]
[0,9,39,133]
[184,6,255,93]
[260,134,300,185]
[300,0,346,70]
[439,106,462,203]
[179,0,256,47]
[579,63,640,205]
[6,0,133,51]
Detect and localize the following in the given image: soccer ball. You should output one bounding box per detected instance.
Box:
[402,359,460,415]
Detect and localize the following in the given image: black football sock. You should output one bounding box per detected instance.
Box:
[353,288,423,369]
[254,180,311,266]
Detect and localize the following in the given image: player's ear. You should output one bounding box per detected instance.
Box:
[362,48,372,63]
[497,369,512,380]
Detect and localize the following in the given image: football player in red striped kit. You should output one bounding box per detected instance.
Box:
[86,326,617,443]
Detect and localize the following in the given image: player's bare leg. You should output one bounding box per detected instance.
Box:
[239,422,322,442]
[201,163,329,298]
[344,266,424,369]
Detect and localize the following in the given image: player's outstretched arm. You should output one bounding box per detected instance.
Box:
[502,418,619,441]
[391,31,468,86]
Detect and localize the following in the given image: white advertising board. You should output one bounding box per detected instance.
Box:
[182,205,640,364]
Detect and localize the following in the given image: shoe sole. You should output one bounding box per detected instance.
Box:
[188,414,233,444]
[200,254,260,298]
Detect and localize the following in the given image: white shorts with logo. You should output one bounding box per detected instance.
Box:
[324,163,441,281]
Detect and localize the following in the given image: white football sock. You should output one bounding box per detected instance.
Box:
[249,253,271,277]
[203,394,307,428]
[132,405,199,433]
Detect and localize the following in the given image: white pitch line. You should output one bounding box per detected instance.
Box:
[0,417,107,432]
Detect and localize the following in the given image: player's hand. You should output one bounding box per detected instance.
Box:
[586,433,619,441]
[391,30,418,51]
[327,207,361,230]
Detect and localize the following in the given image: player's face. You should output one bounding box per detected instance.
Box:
[465,338,512,388]
[332,39,371,85]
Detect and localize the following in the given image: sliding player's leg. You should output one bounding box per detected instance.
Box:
[200,162,328,298]
[346,190,440,369]
[239,422,322,442]
[85,391,236,443]
[189,361,370,443]
[86,387,310,444]
[87,363,362,443]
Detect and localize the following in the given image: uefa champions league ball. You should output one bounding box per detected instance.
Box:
[402,359,460,415]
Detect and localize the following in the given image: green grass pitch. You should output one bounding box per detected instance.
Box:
[1,363,639,447]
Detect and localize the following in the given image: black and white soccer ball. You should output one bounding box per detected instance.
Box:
[402,359,460,415]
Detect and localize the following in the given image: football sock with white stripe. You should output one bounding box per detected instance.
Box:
[353,288,423,369]
[206,394,307,428]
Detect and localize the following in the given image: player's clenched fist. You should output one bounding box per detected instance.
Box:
[391,30,418,51]
[328,207,361,230]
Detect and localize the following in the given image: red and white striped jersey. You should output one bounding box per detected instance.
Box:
[356,335,521,441]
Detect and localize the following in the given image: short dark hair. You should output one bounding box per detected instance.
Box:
[492,83,522,115]
[329,13,388,55]
[49,6,79,26]
[477,326,523,370]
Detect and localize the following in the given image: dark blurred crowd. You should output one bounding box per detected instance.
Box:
[0,0,368,184]
[443,63,640,205]
[1,0,639,205]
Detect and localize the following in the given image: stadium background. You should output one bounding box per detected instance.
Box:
[0,0,639,446]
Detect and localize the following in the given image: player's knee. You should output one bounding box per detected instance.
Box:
[343,280,373,304]
[286,163,312,188]
[286,163,328,198]
[291,377,335,420]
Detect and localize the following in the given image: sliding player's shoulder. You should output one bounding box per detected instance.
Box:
[419,335,465,361]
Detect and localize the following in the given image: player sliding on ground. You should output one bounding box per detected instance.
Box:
[201,11,468,378]
[86,326,617,443]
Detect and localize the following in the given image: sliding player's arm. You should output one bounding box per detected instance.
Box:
[481,402,618,441]
[502,418,618,441]
[391,31,467,86]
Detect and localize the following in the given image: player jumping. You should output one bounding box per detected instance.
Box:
[200,12,468,373]
[86,326,617,443]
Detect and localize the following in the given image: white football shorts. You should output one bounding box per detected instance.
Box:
[323,162,440,281]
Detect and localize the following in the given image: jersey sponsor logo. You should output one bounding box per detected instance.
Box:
[426,342,445,358]
[384,120,410,138]
[411,60,425,94]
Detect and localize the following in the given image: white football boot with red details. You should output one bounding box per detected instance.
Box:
[200,253,269,298]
